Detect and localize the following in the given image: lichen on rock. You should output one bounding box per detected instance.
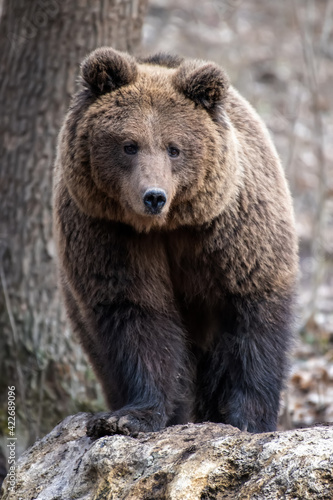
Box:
[1,413,333,499]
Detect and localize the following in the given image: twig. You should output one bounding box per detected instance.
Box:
[0,248,30,426]
[320,0,333,54]
[291,0,327,322]
[284,85,303,191]
[36,366,46,440]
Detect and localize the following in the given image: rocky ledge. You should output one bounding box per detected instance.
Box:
[1,413,333,499]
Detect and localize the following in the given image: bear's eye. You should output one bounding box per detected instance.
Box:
[124,144,138,155]
[167,146,180,158]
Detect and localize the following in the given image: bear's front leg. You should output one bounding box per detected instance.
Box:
[84,301,189,438]
[195,292,294,433]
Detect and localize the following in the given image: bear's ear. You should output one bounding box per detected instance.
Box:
[81,47,138,95]
[172,60,229,110]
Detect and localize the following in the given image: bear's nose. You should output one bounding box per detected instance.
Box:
[143,189,167,214]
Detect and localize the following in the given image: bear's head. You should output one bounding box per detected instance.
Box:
[60,47,241,232]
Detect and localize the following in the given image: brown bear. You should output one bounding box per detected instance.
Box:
[53,47,298,437]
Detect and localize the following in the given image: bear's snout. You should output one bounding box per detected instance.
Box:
[143,189,167,215]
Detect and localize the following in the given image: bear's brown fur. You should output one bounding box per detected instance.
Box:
[53,47,298,436]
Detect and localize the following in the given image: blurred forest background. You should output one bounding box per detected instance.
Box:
[0,0,332,467]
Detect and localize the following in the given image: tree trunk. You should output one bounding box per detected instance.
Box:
[0,0,148,455]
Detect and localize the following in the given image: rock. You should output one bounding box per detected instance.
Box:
[1,413,333,499]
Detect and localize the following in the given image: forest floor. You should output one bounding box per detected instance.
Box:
[142,0,333,429]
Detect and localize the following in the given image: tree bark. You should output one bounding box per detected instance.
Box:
[0,0,148,454]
